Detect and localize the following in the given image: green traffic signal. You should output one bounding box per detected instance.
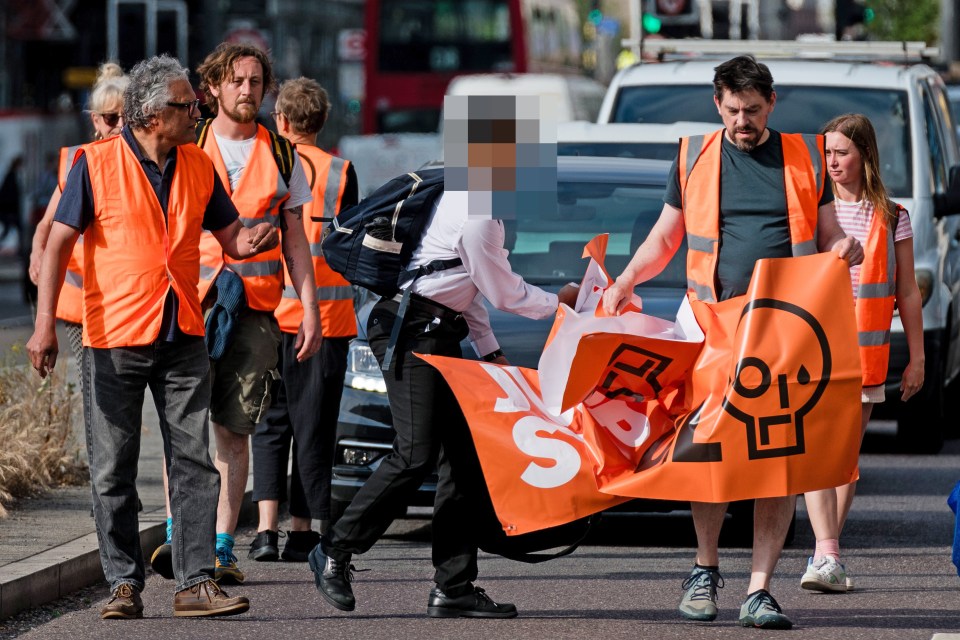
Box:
[642,13,662,34]
[588,9,603,25]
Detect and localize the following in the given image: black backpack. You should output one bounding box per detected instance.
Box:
[321,167,454,298]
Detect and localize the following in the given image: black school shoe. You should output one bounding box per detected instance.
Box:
[281,530,321,562]
[427,586,518,618]
[248,530,280,561]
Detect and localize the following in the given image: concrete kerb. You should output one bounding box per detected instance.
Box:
[0,477,257,620]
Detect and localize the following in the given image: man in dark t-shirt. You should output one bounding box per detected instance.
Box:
[603,56,863,630]
[663,129,835,300]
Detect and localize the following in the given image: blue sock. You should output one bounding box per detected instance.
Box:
[165,517,173,545]
[216,532,235,554]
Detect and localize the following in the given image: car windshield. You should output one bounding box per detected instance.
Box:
[611,85,912,197]
[505,179,687,287]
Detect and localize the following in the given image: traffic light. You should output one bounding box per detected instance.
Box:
[835,0,873,40]
[643,0,700,38]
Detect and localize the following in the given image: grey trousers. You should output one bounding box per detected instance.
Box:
[84,335,219,592]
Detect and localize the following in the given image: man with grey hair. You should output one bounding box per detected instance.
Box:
[27,54,272,619]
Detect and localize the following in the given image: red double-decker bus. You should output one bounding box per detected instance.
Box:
[363,0,583,134]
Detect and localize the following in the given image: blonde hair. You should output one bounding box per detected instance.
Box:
[821,113,895,227]
[87,62,128,114]
[275,77,329,136]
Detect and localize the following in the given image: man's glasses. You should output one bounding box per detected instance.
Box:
[167,99,201,113]
[98,112,122,127]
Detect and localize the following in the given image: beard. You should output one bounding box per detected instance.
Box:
[222,100,259,124]
[729,126,762,152]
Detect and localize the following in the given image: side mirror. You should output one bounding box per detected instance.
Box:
[934,164,960,218]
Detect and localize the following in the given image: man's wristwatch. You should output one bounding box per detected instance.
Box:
[481,349,504,362]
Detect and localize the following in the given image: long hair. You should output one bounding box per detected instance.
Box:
[197,42,276,116]
[821,113,895,227]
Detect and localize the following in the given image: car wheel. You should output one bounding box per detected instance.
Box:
[895,332,945,454]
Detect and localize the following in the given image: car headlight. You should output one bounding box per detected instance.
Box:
[344,340,387,394]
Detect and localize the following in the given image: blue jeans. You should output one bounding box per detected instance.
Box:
[84,335,219,593]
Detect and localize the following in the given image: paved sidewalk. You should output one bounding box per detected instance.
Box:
[0,351,256,619]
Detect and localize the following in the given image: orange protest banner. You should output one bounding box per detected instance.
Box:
[424,250,862,536]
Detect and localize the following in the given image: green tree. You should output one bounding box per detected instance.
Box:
[866,0,940,45]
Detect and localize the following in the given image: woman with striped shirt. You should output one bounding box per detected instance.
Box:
[801,113,925,593]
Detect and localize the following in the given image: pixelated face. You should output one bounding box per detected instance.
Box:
[721,299,831,460]
[443,94,557,221]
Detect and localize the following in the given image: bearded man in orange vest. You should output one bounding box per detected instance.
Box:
[183,43,322,585]
[26,54,271,619]
[602,55,865,630]
[247,77,359,562]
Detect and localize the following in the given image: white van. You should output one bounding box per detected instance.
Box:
[557,121,719,160]
[598,41,960,452]
[446,72,607,123]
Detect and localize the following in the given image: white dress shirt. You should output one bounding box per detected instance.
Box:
[406,193,559,356]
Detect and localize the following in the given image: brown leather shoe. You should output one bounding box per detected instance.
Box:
[173,579,249,617]
[100,583,144,619]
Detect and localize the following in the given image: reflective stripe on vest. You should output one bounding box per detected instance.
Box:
[198,124,288,311]
[856,205,897,386]
[56,145,86,324]
[679,130,824,302]
[81,137,212,348]
[274,146,357,336]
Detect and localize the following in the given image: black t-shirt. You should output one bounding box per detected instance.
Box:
[665,130,833,300]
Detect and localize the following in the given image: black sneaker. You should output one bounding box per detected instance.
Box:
[307,538,355,611]
[248,530,280,561]
[427,586,518,619]
[150,542,174,580]
[281,530,321,562]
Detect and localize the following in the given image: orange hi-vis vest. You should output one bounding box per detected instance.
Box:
[274,145,357,337]
[678,130,825,303]
[197,124,289,311]
[56,144,84,324]
[80,136,214,348]
[857,204,898,386]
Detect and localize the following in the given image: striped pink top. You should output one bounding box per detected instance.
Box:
[834,198,913,299]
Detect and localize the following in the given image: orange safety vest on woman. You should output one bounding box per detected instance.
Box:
[857,203,898,386]
[197,124,288,312]
[56,144,84,324]
[274,145,357,337]
[678,130,825,303]
[80,136,214,348]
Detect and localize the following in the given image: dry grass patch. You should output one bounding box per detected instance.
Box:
[0,350,86,517]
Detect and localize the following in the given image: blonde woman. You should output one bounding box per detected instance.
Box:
[29,61,129,361]
[801,113,924,592]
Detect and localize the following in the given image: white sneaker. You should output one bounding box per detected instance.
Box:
[801,556,847,593]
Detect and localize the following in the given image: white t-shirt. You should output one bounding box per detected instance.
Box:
[834,197,913,298]
[212,131,312,209]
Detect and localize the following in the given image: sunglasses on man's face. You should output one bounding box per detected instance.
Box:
[98,112,122,127]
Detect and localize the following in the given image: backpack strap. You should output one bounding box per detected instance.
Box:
[489,514,601,564]
[381,258,463,372]
[268,129,295,187]
[196,119,294,187]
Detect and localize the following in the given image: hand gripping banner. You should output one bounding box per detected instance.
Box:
[421,237,862,536]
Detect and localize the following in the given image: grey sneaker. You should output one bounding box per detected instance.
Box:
[678,566,723,621]
[800,555,847,593]
[739,589,793,629]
